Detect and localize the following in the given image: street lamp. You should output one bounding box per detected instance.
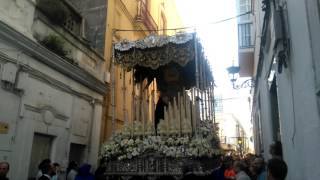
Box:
[227,65,255,89]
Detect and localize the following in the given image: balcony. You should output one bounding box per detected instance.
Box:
[32,0,105,79]
[238,23,254,77]
[135,0,158,31]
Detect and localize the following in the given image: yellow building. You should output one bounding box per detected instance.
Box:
[102,0,183,140]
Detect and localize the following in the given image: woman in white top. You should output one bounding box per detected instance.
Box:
[66,161,78,180]
[234,161,251,180]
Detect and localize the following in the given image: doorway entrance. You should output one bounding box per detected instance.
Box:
[28,133,53,180]
[69,143,86,165]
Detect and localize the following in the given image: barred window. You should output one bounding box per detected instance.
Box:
[36,0,82,36]
[238,23,253,48]
[63,10,81,36]
[238,0,251,21]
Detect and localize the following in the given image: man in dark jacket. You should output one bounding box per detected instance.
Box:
[38,163,53,180]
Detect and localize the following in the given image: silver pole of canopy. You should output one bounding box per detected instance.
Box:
[208,81,213,122]
[204,61,208,121]
[212,82,216,124]
[199,46,204,122]
[193,32,200,135]
[205,67,209,121]
[122,68,127,124]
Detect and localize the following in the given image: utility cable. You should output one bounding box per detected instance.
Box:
[114,11,252,32]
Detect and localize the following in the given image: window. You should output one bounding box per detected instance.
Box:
[238,23,253,48]
[62,9,82,36]
[214,96,223,113]
[36,0,82,36]
[238,0,251,21]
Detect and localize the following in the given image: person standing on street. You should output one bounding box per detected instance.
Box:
[267,158,287,180]
[38,163,54,180]
[67,161,78,180]
[0,162,9,180]
[252,158,266,180]
[234,161,251,180]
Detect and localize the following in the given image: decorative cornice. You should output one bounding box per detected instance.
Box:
[0,52,104,104]
[24,104,68,121]
[0,20,108,95]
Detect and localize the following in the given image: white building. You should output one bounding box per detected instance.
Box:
[251,0,320,179]
[237,0,254,78]
[215,90,254,154]
[0,0,108,179]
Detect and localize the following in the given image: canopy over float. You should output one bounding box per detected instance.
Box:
[114,32,213,92]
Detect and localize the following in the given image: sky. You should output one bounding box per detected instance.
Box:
[175,0,254,150]
[175,0,238,87]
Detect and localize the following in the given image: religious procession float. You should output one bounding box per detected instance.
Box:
[100,32,222,179]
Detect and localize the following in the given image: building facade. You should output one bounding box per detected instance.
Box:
[103,0,183,140]
[251,0,320,179]
[237,0,254,77]
[0,0,108,179]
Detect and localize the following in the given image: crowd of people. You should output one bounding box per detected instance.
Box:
[181,141,288,180]
[0,158,107,180]
[209,152,287,180]
[33,159,107,180]
[0,141,287,180]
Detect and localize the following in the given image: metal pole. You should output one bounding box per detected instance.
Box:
[203,60,208,121]
[193,32,200,134]
[212,83,216,124]
[122,68,127,124]
[206,87,210,121]
[208,82,213,122]
[139,75,143,122]
[194,33,200,91]
[111,43,116,136]
[209,82,214,123]
[198,46,204,121]
[132,70,136,122]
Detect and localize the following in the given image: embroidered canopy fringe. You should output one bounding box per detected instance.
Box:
[114,33,213,88]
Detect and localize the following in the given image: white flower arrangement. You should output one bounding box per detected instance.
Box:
[100,120,222,161]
